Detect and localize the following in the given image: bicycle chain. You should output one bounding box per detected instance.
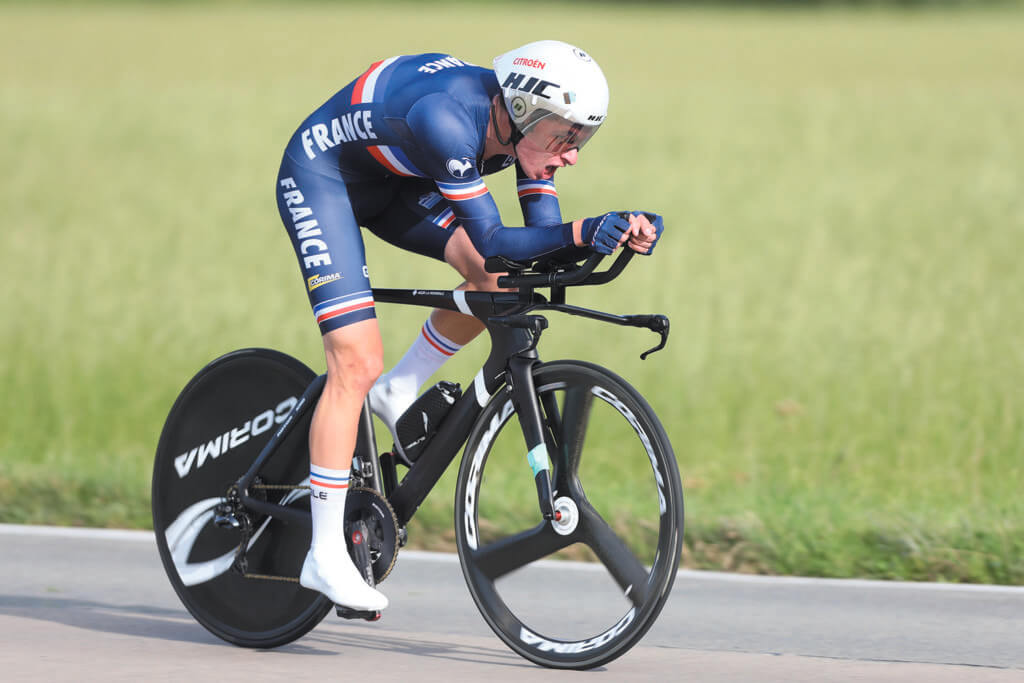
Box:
[241,482,387,585]
[243,572,300,583]
[239,482,307,583]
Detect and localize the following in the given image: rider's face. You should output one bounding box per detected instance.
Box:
[516,132,579,180]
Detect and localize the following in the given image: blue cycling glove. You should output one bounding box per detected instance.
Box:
[632,211,665,255]
[581,211,666,255]
[580,212,632,255]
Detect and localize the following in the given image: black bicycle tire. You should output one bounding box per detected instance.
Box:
[453,360,684,669]
[152,348,333,648]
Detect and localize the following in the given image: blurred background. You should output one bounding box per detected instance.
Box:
[1,0,1021,583]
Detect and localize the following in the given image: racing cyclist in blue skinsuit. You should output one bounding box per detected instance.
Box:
[275,40,664,612]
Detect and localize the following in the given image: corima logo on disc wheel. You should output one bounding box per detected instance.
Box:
[173,397,298,479]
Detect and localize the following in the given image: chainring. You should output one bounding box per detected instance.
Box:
[344,488,400,583]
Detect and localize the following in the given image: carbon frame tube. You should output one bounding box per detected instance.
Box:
[386,389,484,526]
[386,321,534,526]
[236,373,326,528]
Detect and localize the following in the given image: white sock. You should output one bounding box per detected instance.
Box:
[308,465,349,553]
[303,464,389,611]
[371,317,463,427]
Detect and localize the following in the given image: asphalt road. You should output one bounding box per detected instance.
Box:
[1,525,1021,682]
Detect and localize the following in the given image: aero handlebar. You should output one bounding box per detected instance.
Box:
[489,249,636,290]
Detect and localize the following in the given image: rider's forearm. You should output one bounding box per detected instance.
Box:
[472,221,576,261]
[515,166,563,229]
[440,182,578,260]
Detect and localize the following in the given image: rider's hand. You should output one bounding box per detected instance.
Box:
[580,212,633,255]
[626,212,664,255]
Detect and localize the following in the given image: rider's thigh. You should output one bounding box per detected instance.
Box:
[362,178,459,263]
[360,177,506,292]
[444,227,506,292]
[276,154,378,337]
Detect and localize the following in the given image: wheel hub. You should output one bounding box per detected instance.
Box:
[550,496,579,536]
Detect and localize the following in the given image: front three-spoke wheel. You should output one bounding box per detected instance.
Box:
[455,361,684,669]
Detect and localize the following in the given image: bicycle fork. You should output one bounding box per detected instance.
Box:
[499,316,557,521]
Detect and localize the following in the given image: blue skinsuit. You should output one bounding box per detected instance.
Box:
[276,53,581,334]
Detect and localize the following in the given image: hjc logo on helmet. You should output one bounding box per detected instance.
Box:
[500,72,560,101]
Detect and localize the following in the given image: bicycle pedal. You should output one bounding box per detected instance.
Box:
[335,606,382,622]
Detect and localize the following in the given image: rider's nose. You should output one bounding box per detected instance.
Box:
[562,149,579,166]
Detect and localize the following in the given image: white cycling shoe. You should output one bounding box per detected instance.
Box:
[299,549,388,612]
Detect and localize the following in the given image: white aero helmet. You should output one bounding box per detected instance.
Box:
[492,40,609,154]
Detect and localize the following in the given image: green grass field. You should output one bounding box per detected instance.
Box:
[1,2,1022,583]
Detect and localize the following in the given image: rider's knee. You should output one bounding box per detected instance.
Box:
[325,347,382,396]
[464,269,508,293]
[322,325,383,396]
[445,228,515,294]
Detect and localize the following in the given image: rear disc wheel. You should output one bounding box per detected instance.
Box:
[152,348,331,648]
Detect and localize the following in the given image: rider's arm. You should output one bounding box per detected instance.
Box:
[439,178,576,261]
[514,162,563,229]
[513,163,597,263]
[406,94,577,261]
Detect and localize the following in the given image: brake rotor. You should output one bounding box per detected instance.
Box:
[344,488,400,583]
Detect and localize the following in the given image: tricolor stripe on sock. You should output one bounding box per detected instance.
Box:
[421,318,461,357]
[309,467,349,490]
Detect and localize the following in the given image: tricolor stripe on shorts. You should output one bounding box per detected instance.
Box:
[517,179,558,198]
[350,57,400,105]
[313,291,375,326]
[368,145,425,177]
[422,318,461,357]
[436,179,488,202]
[432,207,456,229]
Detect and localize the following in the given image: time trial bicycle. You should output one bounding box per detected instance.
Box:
[152,248,684,670]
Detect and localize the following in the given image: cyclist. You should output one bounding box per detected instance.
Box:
[275,40,664,612]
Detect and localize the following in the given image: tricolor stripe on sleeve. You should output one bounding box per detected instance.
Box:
[437,179,488,202]
[351,57,400,105]
[313,291,375,325]
[368,145,426,177]
[517,179,558,198]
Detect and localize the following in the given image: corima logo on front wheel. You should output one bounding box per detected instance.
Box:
[519,608,635,654]
[173,397,298,479]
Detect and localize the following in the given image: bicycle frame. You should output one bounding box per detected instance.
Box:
[232,250,670,530]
